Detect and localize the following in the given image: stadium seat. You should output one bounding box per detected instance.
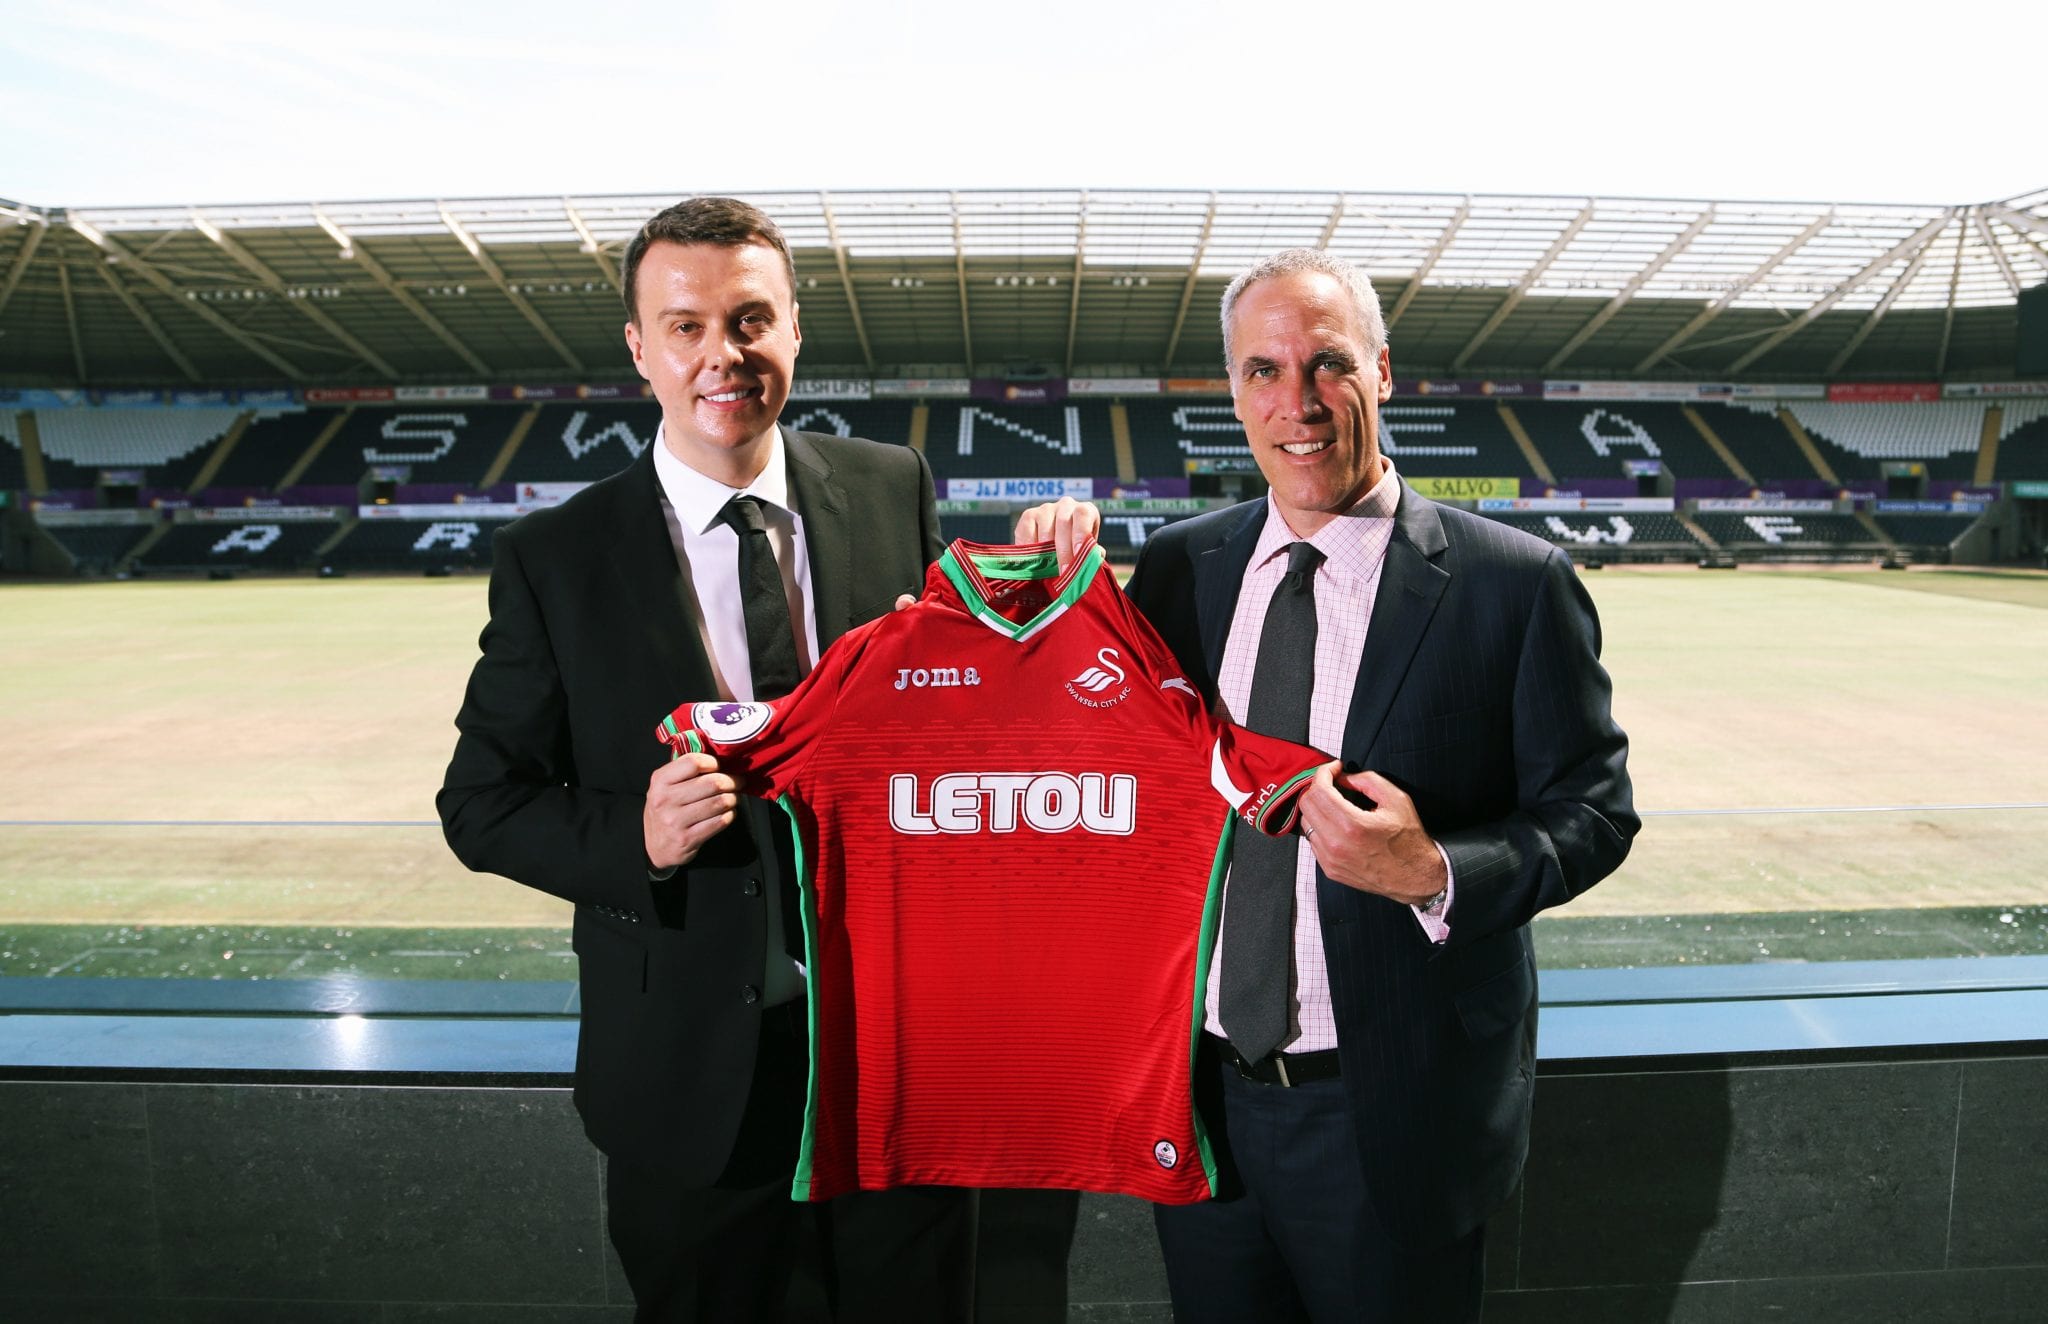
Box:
[1730,401,1989,482]
[923,402,1112,482]
[1508,402,1735,482]
[38,523,153,572]
[206,409,347,491]
[288,406,527,488]
[1479,511,1704,559]
[1691,512,1882,555]
[139,520,341,572]
[0,408,286,491]
[1993,400,2048,481]
[322,517,517,573]
[1872,514,1981,549]
[1691,403,1815,482]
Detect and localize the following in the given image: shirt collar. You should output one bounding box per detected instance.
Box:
[1250,460,1403,572]
[651,422,793,534]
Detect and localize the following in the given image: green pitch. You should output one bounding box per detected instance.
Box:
[2,565,2045,976]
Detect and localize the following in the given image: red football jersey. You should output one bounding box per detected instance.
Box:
[657,538,1324,1204]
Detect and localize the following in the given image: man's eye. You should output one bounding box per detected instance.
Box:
[673,322,698,336]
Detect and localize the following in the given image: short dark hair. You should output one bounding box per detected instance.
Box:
[621,197,797,324]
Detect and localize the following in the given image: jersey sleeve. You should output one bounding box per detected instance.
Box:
[653,616,882,800]
[1090,564,1329,836]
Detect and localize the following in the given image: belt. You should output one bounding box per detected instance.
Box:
[1208,1033,1342,1088]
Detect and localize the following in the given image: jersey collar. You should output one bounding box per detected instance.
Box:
[937,537,1106,642]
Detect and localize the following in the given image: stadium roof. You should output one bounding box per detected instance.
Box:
[2,186,2044,389]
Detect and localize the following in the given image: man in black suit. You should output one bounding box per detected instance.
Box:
[1126,249,1638,1322]
[440,198,1091,1321]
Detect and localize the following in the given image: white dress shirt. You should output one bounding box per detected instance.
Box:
[650,424,817,1003]
[1204,463,1454,1054]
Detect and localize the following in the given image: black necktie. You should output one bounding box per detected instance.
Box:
[718,495,803,701]
[1219,540,1324,1063]
[719,494,807,969]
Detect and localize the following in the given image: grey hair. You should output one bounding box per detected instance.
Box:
[1219,248,1388,370]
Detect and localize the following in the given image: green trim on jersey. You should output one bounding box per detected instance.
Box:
[972,549,1060,580]
[938,541,1107,643]
[1254,766,1320,835]
[1189,810,1234,1198]
[786,792,824,1203]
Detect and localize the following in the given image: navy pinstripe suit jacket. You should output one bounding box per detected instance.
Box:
[1125,481,1638,1248]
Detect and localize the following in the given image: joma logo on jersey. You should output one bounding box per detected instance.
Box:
[894,666,983,690]
[889,772,1137,835]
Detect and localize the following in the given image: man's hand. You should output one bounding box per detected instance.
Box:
[1015,497,1101,569]
[1297,764,1446,906]
[643,752,740,871]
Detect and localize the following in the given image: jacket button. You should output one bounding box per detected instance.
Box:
[741,985,760,1004]
[742,878,761,897]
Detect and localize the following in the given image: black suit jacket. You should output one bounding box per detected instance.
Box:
[439,427,941,1180]
[1125,483,1637,1247]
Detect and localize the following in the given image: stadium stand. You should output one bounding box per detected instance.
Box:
[935,513,1018,547]
[138,520,340,573]
[1691,402,1816,483]
[0,430,27,490]
[506,402,659,484]
[1872,514,1982,551]
[286,406,525,488]
[322,516,513,573]
[39,523,153,573]
[205,409,345,491]
[0,407,267,491]
[1511,401,1735,482]
[1731,401,1987,482]
[1692,512,1883,556]
[1480,511,1705,559]
[924,402,1112,481]
[1992,400,2048,480]
[1122,398,1539,481]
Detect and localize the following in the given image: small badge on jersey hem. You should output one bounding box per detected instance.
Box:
[1066,646,1133,709]
[693,701,773,745]
[1153,1139,1180,1170]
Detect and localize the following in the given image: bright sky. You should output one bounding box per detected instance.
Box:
[2,0,2036,210]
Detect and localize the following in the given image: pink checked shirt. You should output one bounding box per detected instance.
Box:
[1203,464,1454,1054]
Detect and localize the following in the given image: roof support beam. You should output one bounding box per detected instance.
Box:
[439,205,583,370]
[86,228,302,378]
[1729,210,1954,373]
[57,260,87,382]
[562,200,620,291]
[0,221,47,320]
[819,193,874,370]
[1064,195,1088,374]
[1935,223,1965,376]
[1162,193,1219,370]
[1825,223,1942,375]
[1315,195,1346,249]
[92,260,201,381]
[1452,201,1594,370]
[1386,198,1470,331]
[949,193,973,370]
[1986,205,2048,241]
[1546,209,1714,371]
[1972,207,2021,297]
[313,208,491,376]
[1634,211,1834,374]
[192,212,400,376]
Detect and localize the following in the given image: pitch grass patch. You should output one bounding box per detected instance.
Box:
[3,566,2046,976]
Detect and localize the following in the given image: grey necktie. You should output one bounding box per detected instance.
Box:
[717,496,803,701]
[1219,540,1324,1063]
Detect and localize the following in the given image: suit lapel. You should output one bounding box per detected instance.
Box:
[605,446,718,700]
[1195,500,1268,676]
[784,427,857,647]
[1343,483,1450,762]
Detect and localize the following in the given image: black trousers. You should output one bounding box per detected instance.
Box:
[604,1010,976,1323]
[1153,1055,1485,1324]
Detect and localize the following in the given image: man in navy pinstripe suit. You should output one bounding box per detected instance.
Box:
[1126,249,1638,1322]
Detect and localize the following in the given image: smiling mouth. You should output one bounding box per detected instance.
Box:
[701,387,760,406]
[1280,440,1332,456]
